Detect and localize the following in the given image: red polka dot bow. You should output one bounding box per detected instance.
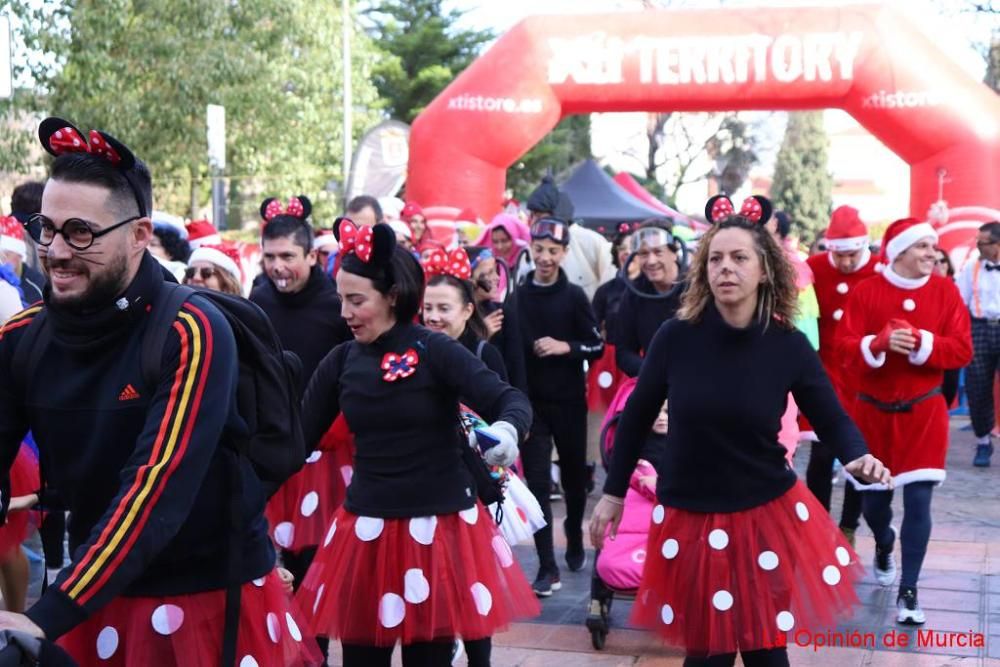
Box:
[422,248,472,280]
[263,197,306,222]
[705,195,771,224]
[47,126,122,165]
[338,219,374,263]
[381,349,419,382]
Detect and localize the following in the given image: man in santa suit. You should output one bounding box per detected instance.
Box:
[838,217,972,626]
[803,206,879,547]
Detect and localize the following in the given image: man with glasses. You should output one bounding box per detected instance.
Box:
[957,220,1000,466]
[0,118,315,663]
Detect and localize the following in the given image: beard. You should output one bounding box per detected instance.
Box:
[44,252,131,313]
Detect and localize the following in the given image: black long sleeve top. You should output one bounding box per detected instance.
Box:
[0,253,273,640]
[249,266,352,394]
[592,276,627,332]
[613,275,683,377]
[459,327,508,382]
[481,299,527,393]
[301,321,531,518]
[516,269,605,402]
[605,303,868,512]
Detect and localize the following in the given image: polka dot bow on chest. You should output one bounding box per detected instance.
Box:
[381,349,420,382]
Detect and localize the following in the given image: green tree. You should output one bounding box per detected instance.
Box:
[506,115,592,200]
[769,111,832,237]
[8,0,382,224]
[363,0,492,123]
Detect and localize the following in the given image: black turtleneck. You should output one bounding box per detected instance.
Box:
[605,302,868,512]
[613,275,683,377]
[250,266,351,393]
[515,269,604,402]
[479,299,527,393]
[301,321,531,517]
[0,252,273,639]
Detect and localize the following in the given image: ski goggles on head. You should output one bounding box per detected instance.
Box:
[630,227,676,253]
[530,218,570,245]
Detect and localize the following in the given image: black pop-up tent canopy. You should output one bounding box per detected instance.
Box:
[559,159,666,232]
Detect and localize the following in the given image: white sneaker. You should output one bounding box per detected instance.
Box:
[874,526,897,587]
[896,587,926,625]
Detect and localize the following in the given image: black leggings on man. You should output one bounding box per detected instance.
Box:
[863,482,935,588]
[805,440,862,531]
[522,398,589,574]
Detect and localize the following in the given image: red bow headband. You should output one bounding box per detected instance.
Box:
[704,195,773,225]
[423,248,472,280]
[38,117,146,216]
[337,219,375,262]
[260,196,311,223]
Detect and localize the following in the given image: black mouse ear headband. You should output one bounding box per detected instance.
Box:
[705,194,773,226]
[38,116,147,217]
[334,217,396,269]
[260,195,313,223]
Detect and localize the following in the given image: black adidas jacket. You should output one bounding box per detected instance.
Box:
[0,253,273,640]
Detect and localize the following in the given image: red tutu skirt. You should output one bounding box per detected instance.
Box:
[58,571,322,666]
[297,503,540,646]
[631,481,862,656]
[0,443,40,558]
[587,344,626,413]
[266,417,354,553]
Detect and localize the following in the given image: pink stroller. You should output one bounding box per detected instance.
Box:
[586,379,665,650]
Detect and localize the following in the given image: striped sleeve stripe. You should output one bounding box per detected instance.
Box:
[60,304,215,604]
[0,305,42,339]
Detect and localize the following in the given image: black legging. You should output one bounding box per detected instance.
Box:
[522,398,589,573]
[342,640,454,667]
[862,481,934,588]
[683,647,789,666]
[805,440,862,530]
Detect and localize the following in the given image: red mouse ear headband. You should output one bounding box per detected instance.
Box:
[260,195,312,223]
[705,195,773,226]
[422,248,472,281]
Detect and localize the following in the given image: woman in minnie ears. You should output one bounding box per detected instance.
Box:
[590,195,891,667]
[421,248,546,548]
[296,220,538,666]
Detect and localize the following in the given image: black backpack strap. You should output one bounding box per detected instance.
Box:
[141,283,195,391]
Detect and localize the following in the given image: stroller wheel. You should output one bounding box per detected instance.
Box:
[590,627,607,650]
[585,599,610,650]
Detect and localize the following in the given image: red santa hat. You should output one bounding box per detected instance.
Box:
[188,243,242,281]
[0,216,26,260]
[881,217,938,266]
[401,202,423,220]
[824,206,868,252]
[314,229,339,252]
[185,220,222,249]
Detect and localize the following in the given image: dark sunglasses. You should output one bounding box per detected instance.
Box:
[25,213,140,251]
[184,266,217,281]
[530,218,569,245]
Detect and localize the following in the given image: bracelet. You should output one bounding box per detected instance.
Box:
[602,495,625,506]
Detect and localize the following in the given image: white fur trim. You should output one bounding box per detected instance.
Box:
[314,235,339,251]
[189,246,240,280]
[846,467,945,491]
[825,236,868,252]
[885,223,936,265]
[860,335,886,368]
[0,237,26,259]
[189,233,222,249]
[881,265,930,290]
[908,330,934,366]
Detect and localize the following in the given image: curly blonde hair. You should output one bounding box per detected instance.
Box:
[677,217,799,329]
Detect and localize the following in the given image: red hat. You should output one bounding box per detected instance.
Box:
[881,217,938,266]
[185,220,221,249]
[0,216,26,259]
[188,243,242,281]
[314,229,339,251]
[824,206,869,252]
[401,202,423,220]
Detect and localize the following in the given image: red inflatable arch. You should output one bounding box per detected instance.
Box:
[407,4,1000,223]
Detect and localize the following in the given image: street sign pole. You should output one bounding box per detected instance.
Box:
[206,104,227,230]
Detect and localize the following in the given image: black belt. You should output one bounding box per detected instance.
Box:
[972,317,1000,326]
[858,387,942,413]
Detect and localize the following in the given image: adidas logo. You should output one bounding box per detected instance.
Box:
[118,384,141,402]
